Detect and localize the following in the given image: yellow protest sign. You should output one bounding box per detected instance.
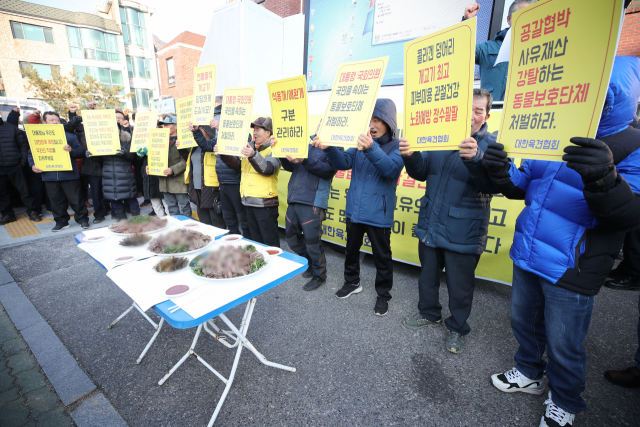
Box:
[176,96,197,149]
[192,64,217,125]
[404,19,476,151]
[148,128,169,176]
[24,124,72,172]
[129,111,157,152]
[317,57,389,148]
[217,87,255,156]
[498,0,624,160]
[268,76,309,158]
[83,110,121,155]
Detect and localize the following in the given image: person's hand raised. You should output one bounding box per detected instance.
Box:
[458,137,478,160]
[357,129,373,151]
[464,3,480,19]
[311,136,329,150]
[399,138,414,157]
[241,142,255,158]
[188,121,198,132]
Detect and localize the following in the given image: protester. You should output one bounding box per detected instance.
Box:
[280,121,337,291]
[87,101,96,110]
[29,112,89,231]
[190,116,250,237]
[482,56,640,426]
[604,295,640,388]
[313,99,403,316]
[67,105,91,209]
[399,89,498,353]
[463,0,537,101]
[605,230,640,290]
[218,117,280,247]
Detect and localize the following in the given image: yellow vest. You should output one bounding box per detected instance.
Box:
[240,145,279,198]
[185,149,219,187]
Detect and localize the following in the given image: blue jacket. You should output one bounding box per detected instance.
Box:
[474,26,509,101]
[192,129,241,185]
[280,141,337,210]
[324,98,403,228]
[28,131,84,181]
[491,56,640,295]
[404,123,497,255]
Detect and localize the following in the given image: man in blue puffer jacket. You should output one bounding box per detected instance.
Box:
[313,98,404,316]
[483,56,640,427]
[399,89,498,354]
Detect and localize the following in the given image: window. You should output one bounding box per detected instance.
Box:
[166,58,175,86]
[125,55,152,79]
[73,65,125,94]
[130,88,153,109]
[120,7,148,48]
[19,62,60,80]
[66,26,120,63]
[11,22,54,43]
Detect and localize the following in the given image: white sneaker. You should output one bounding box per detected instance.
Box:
[540,392,575,427]
[491,367,545,395]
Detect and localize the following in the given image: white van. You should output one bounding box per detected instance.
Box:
[0,96,54,128]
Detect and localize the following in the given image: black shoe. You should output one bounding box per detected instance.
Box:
[374,297,389,316]
[335,282,363,299]
[80,221,90,230]
[604,276,640,291]
[149,210,157,216]
[604,366,640,388]
[140,200,152,207]
[93,217,105,224]
[302,267,313,279]
[0,214,17,225]
[113,208,127,221]
[52,223,69,232]
[28,212,42,222]
[303,277,325,291]
[124,205,131,214]
[606,268,631,282]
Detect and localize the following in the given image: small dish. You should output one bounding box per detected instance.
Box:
[182,222,200,228]
[264,247,283,256]
[165,284,190,296]
[83,236,106,243]
[114,255,135,264]
[221,234,243,242]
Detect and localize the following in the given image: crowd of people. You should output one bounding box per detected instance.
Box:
[0,1,639,426]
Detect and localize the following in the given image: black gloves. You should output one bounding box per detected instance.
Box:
[482,142,510,175]
[563,137,616,189]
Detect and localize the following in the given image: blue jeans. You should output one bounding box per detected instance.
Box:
[511,265,594,414]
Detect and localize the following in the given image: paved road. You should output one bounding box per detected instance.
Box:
[1,233,638,426]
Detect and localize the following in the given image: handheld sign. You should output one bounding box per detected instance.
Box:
[317,56,389,148]
[176,96,197,149]
[217,87,255,156]
[498,0,624,160]
[24,124,72,171]
[192,64,217,125]
[268,76,309,158]
[148,129,170,176]
[83,110,121,155]
[404,19,476,151]
[129,111,157,152]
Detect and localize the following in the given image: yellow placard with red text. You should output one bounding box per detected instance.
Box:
[498,0,624,160]
[129,111,157,152]
[192,64,217,125]
[148,128,169,176]
[82,110,121,156]
[177,96,197,149]
[317,56,388,148]
[24,124,72,172]
[268,76,309,158]
[217,87,255,156]
[404,19,476,151]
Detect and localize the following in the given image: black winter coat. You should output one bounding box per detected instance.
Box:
[0,117,28,168]
[68,111,101,177]
[102,130,137,200]
[192,129,243,184]
[142,155,163,200]
[187,148,219,209]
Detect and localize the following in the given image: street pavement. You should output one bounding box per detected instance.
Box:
[0,232,638,427]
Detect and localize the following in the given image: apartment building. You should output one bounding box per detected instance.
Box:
[156,31,205,101]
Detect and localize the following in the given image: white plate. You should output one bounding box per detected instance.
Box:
[108,222,170,236]
[263,246,283,256]
[82,235,107,243]
[146,236,214,257]
[189,242,271,282]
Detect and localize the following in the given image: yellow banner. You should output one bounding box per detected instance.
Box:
[498,0,624,160]
[268,76,309,158]
[404,19,476,151]
[83,110,121,156]
[317,56,389,148]
[24,124,72,172]
[217,87,255,156]
[129,111,157,152]
[177,96,197,149]
[148,128,170,176]
[192,64,217,125]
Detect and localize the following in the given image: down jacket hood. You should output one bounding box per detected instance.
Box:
[6,110,20,127]
[372,98,397,140]
[597,56,640,138]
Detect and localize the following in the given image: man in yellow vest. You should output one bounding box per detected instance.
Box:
[218,117,281,247]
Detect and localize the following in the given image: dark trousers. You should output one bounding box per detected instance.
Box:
[246,206,279,247]
[111,198,140,213]
[344,218,393,301]
[418,243,480,335]
[0,165,35,216]
[285,203,327,280]
[24,165,45,214]
[617,229,640,279]
[87,175,104,219]
[80,175,89,204]
[45,179,88,225]
[220,184,250,238]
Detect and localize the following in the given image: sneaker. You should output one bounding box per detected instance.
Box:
[28,211,42,222]
[149,209,157,217]
[335,282,363,299]
[52,223,70,232]
[93,217,105,224]
[402,313,443,329]
[446,331,465,354]
[0,215,17,225]
[302,267,314,279]
[606,267,630,282]
[374,297,389,316]
[80,221,90,229]
[491,367,545,395]
[540,392,575,427]
[303,277,325,291]
[604,276,640,291]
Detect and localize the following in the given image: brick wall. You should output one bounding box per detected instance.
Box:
[263,0,302,18]
[157,45,202,100]
[617,11,640,57]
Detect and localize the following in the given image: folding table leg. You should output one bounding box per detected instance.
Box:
[108,303,135,329]
[207,342,245,427]
[108,303,158,330]
[136,318,164,364]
